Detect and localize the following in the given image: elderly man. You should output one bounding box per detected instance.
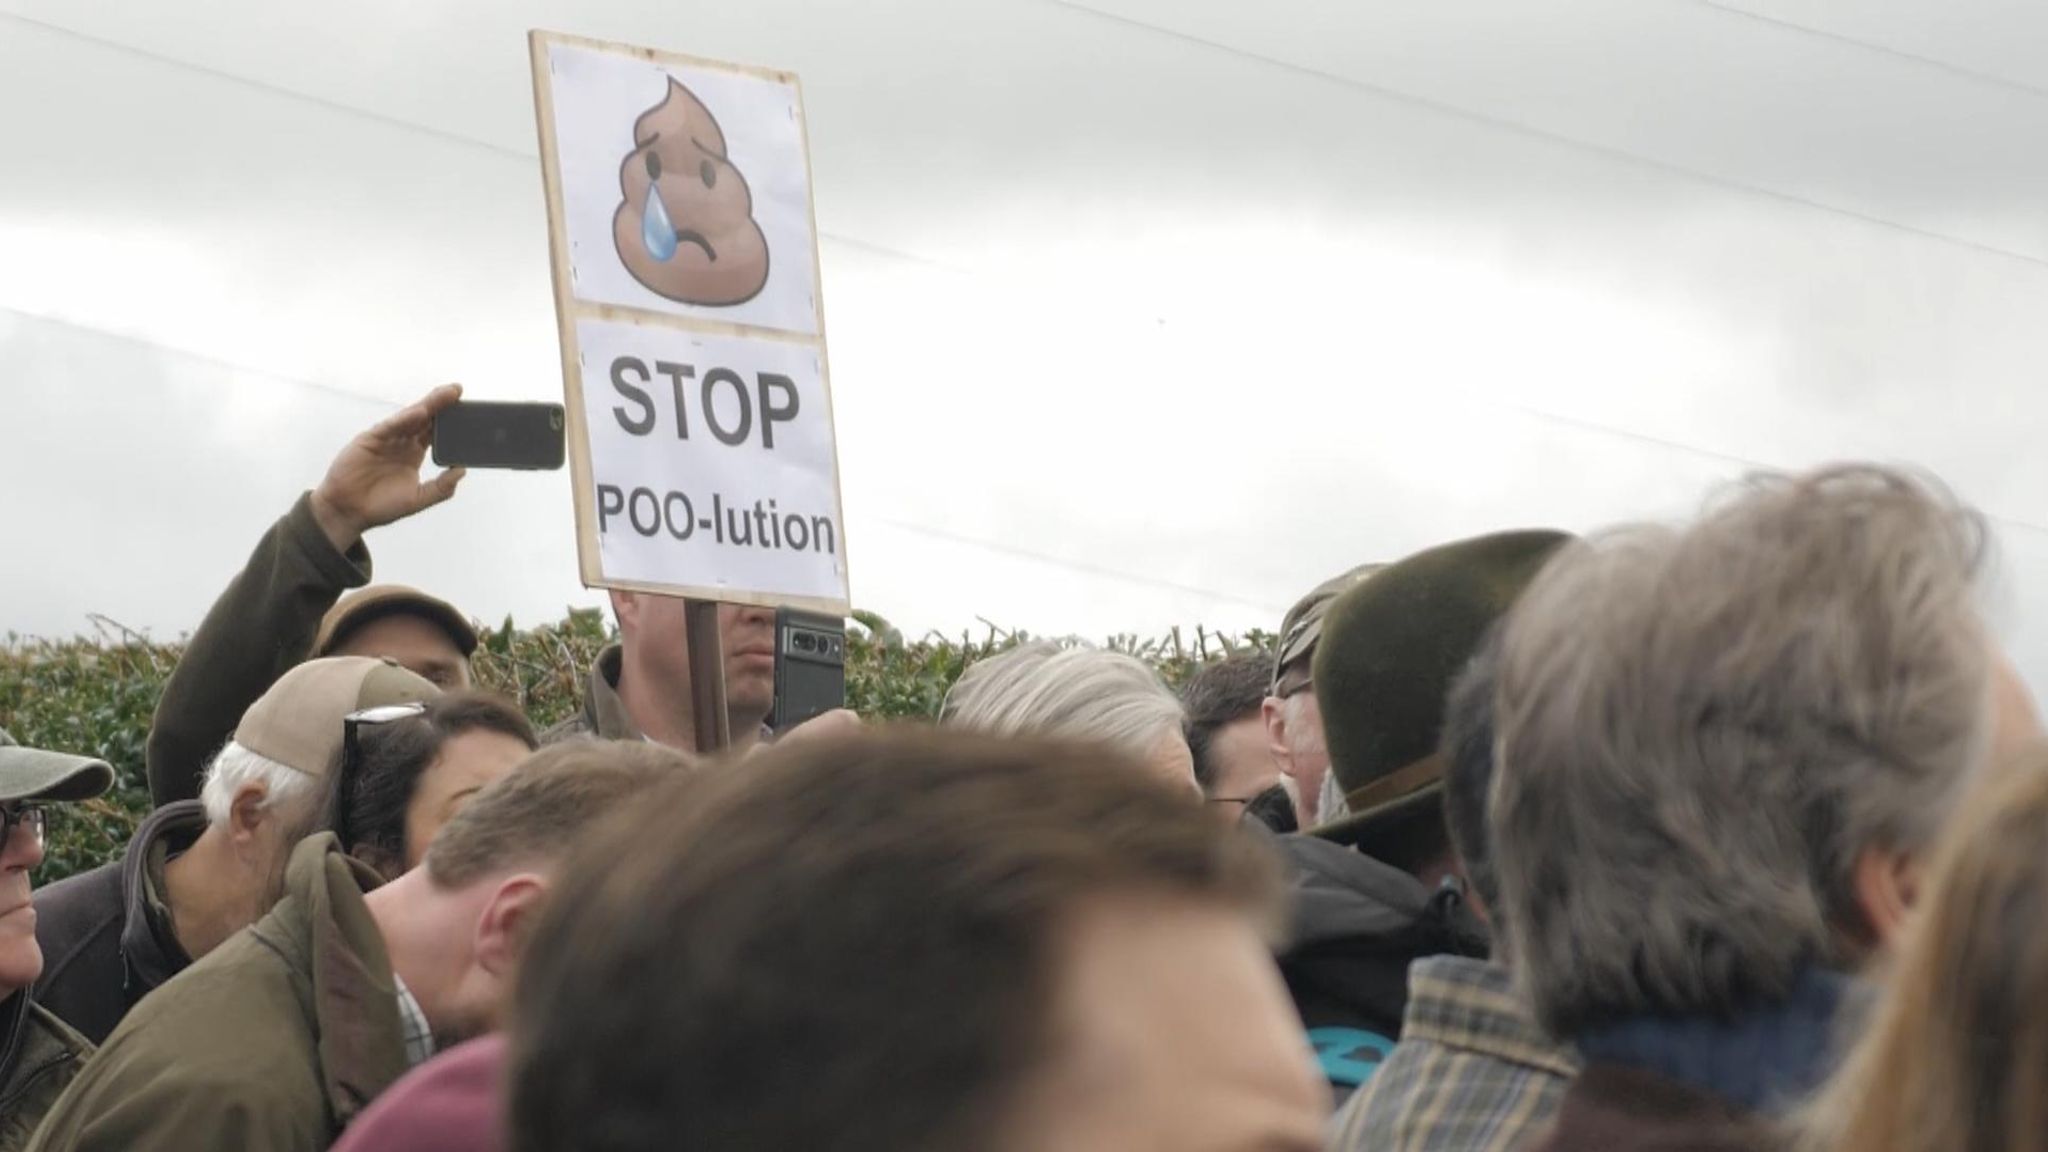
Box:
[1263,565,1380,826]
[149,385,478,806]
[507,731,1327,1152]
[1491,466,2040,1150]
[29,741,682,1152]
[35,658,438,1043]
[0,729,112,1151]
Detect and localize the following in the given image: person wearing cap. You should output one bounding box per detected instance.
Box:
[1261,564,1380,827]
[0,728,112,1151]
[145,385,477,809]
[32,658,439,1045]
[27,742,681,1152]
[1264,531,1567,1103]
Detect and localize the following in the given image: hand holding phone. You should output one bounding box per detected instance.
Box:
[772,609,847,732]
[432,402,566,471]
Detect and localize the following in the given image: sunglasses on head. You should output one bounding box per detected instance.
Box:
[335,703,430,848]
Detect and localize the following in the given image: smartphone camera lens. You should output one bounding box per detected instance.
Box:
[795,632,817,653]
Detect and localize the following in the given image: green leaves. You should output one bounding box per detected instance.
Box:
[4,611,1264,883]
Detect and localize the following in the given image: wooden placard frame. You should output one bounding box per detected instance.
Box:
[527,28,852,621]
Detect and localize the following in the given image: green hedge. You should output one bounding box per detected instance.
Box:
[1,612,1264,883]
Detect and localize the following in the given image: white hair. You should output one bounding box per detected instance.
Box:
[940,641,1185,763]
[199,741,323,828]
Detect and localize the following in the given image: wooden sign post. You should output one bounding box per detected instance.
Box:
[528,31,850,753]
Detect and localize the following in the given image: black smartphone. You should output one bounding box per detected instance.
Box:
[431,402,566,471]
[771,608,846,733]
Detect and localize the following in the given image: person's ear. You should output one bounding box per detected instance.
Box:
[1261,697,1291,765]
[473,874,550,979]
[1853,847,1920,950]
[228,781,273,848]
[609,589,638,630]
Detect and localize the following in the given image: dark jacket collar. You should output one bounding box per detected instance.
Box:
[1273,833,1489,953]
[1574,967,1861,1115]
[0,991,25,1092]
[118,800,207,997]
[250,834,407,1128]
[0,992,90,1113]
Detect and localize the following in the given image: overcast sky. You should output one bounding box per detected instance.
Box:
[6,1,2048,685]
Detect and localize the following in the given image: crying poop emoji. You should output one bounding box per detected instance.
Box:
[613,77,771,307]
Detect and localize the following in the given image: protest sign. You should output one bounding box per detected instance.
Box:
[530,30,849,616]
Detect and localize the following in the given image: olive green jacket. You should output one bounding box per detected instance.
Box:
[26,837,406,1152]
[0,996,92,1152]
[145,495,371,806]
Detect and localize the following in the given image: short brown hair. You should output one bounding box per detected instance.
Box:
[508,728,1283,1152]
[424,739,689,889]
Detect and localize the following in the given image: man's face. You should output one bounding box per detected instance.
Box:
[331,614,473,690]
[1005,895,1328,1152]
[0,803,45,994]
[620,595,779,722]
[1203,717,1281,807]
[1263,691,1330,826]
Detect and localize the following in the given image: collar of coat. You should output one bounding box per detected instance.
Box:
[1573,966,1864,1116]
[585,643,644,741]
[251,834,409,1129]
[118,799,209,995]
[0,992,92,1112]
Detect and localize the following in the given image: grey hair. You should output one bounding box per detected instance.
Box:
[940,641,1185,763]
[1491,464,1993,1036]
[199,740,322,828]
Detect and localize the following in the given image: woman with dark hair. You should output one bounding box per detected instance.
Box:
[321,692,539,879]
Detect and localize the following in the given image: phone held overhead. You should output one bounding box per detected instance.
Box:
[432,402,568,471]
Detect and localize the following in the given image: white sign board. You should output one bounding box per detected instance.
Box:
[530,30,848,614]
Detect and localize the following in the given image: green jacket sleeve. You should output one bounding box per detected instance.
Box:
[144,493,371,807]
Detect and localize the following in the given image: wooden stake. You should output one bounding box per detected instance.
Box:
[684,599,731,755]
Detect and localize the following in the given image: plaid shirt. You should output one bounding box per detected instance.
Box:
[392,974,437,1070]
[1327,956,1580,1152]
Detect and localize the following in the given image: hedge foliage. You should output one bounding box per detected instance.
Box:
[1,612,1265,883]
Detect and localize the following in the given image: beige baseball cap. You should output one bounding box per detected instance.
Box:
[0,727,113,804]
[233,656,441,779]
[314,585,479,660]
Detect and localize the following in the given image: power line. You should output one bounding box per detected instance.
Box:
[1686,0,2048,102]
[1036,0,2048,275]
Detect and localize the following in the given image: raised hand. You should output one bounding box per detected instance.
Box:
[309,384,469,551]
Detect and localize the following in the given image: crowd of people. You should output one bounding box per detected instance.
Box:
[0,381,2042,1152]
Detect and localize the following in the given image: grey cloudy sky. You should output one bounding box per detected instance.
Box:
[5,0,2048,686]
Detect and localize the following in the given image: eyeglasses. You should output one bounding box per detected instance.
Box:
[336,704,430,848]
[1,803,46,856]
